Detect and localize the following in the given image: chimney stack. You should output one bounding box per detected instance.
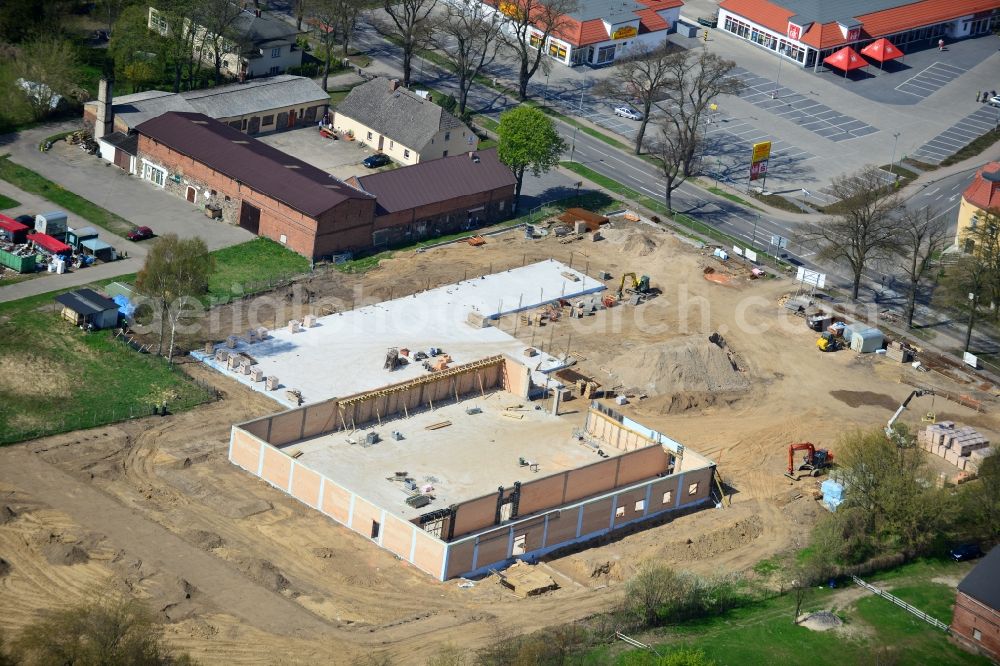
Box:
[389,79,400,91]
[95,78,113,141]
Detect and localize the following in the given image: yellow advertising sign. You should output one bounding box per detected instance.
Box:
[612,25,638,40]
[499,1,524,20]
[751,140,772,163]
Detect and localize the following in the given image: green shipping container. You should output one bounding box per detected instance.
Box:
[0,248,37,273]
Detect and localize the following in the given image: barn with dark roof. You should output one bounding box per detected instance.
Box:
[135,112,377,259]
[952,545,1000,660]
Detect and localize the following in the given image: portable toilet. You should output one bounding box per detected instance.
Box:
[34,212,69,240]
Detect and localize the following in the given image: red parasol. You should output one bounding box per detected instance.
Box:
[860,38,904,70]
[823,46,867,77]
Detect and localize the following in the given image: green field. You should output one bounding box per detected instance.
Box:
[0,194,20,209]
[0,290,212,445]
[597,559,986,666]
[0,156,135,236]
[206,237,310,301]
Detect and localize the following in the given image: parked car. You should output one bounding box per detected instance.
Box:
[950,543,983,561]
[614,105,643,121]
[988,95,1000,108]
[696,16,718,27]
[362,154,391,169]
[126,226,155,241]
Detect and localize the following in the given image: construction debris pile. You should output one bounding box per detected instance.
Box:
[918,422,992,473]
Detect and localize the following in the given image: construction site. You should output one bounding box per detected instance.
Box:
[1,216,998,662]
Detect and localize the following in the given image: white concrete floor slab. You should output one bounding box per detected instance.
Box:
[286,391,617,519]
[196,260,604,407]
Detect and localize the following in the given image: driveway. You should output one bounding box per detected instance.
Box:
[0,122,254,252]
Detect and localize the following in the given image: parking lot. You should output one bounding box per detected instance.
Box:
[256,126,380,180]
[894,61,968,99]
[734,67,880,142]
[911,104,1000,164]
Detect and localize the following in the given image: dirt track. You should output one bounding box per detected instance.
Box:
[1,222,997,664]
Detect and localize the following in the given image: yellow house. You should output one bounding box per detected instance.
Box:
[956,162,1000,252]
[333,77,476,166]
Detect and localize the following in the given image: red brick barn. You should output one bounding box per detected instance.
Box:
[952,546,1000,661]
[348,149,516,248]
[134,112,376,259]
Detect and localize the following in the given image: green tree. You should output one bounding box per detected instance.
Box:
[959,453,1000,542]
[11,591,194,665]
[938,208,1000,351]
[135,234,214,362]
[11,37,84,119]
[496,106,566,211]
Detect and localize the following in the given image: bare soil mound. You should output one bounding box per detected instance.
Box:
[44,542,90,566]
[240,559,291,593]
[187,529,224,551]
[614,333,750,396]
[829,391,897,410]
[799,611,843,631]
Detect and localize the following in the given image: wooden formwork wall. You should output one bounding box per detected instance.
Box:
[585,409,655,451]
[244,356,508,446]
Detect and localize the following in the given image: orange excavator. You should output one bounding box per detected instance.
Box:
[785,442,834,480]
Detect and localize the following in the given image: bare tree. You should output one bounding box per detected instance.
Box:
[293,0,308,29]
[502,0,577,101]
[651,121,690,213]
[894,208,950,328]
[193,0,244,84]
[377,0,437,87]
[435,1,503,116]
[311,0,364,90]
[659,48,741,176]
[595,43,677,155]
[938,208,1000,352]
[799,166,904,299]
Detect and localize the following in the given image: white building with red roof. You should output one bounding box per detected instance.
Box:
[717,0,1000,70]
[469,0,682,66]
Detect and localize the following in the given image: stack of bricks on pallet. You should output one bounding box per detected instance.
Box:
[917,422,990,472]
[885,340,913,363]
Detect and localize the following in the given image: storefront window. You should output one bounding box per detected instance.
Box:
[596,44,616,64]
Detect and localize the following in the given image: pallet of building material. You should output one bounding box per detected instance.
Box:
[945,449,960,466]
[425,421,452,430]
[560,271,580,282]
[502,412,524,420]
[971,447,995,462]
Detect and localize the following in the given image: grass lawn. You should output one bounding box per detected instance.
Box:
[598,558,986,666]
[0,193,20,209]
[0,156,135,236]
[706,186,762,210]
[941,127,1000,167]
[751,191,805,214]
[206,238,310,302]
[0,290,212,445]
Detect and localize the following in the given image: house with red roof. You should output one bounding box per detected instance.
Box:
[478,0,682,66]
[956,162,1000,251]
[717,0,1000,70]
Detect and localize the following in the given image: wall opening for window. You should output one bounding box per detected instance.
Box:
[142,162,166,187]
[615,506,625,518]
[512,534,526,556]
[370,520,380,539]
[662,491,673,504]
[688,482,699,496]
[634,500,645,512]
[974,629,982,641]
[271,47,281,57]
[424,518,445,539]
[404,149,410,158]
[279,234,287,244]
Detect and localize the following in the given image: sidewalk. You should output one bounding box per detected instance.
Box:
[0,257,143,303]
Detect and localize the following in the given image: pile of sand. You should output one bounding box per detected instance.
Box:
[614,333,750,396]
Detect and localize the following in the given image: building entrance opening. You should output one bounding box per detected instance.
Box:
[239,201,261,234]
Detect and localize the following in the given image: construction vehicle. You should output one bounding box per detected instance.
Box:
[616,272,651,299]
[816,331,840,352]
[785,442,834,480]
[885,388,935,444]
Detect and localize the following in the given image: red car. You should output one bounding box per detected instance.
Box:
[127,226,154,241]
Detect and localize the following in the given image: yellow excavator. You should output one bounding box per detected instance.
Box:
[617,273,651,299]
[816,331,841,352]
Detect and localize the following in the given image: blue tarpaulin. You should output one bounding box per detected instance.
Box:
[112,294,135,318]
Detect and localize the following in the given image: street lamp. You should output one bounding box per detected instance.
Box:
[889,131,901,180]
[772,45,787,99]
[569,89,584,162]
[543,73,550,108]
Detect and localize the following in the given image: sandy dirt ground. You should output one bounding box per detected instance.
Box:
[1,221,997,664]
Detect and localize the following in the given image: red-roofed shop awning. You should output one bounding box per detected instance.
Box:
[824,47,867,75]
[27,232,71,254]
[860,38,903,63]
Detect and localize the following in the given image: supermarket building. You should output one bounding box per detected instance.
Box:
[717,0,1000,70]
